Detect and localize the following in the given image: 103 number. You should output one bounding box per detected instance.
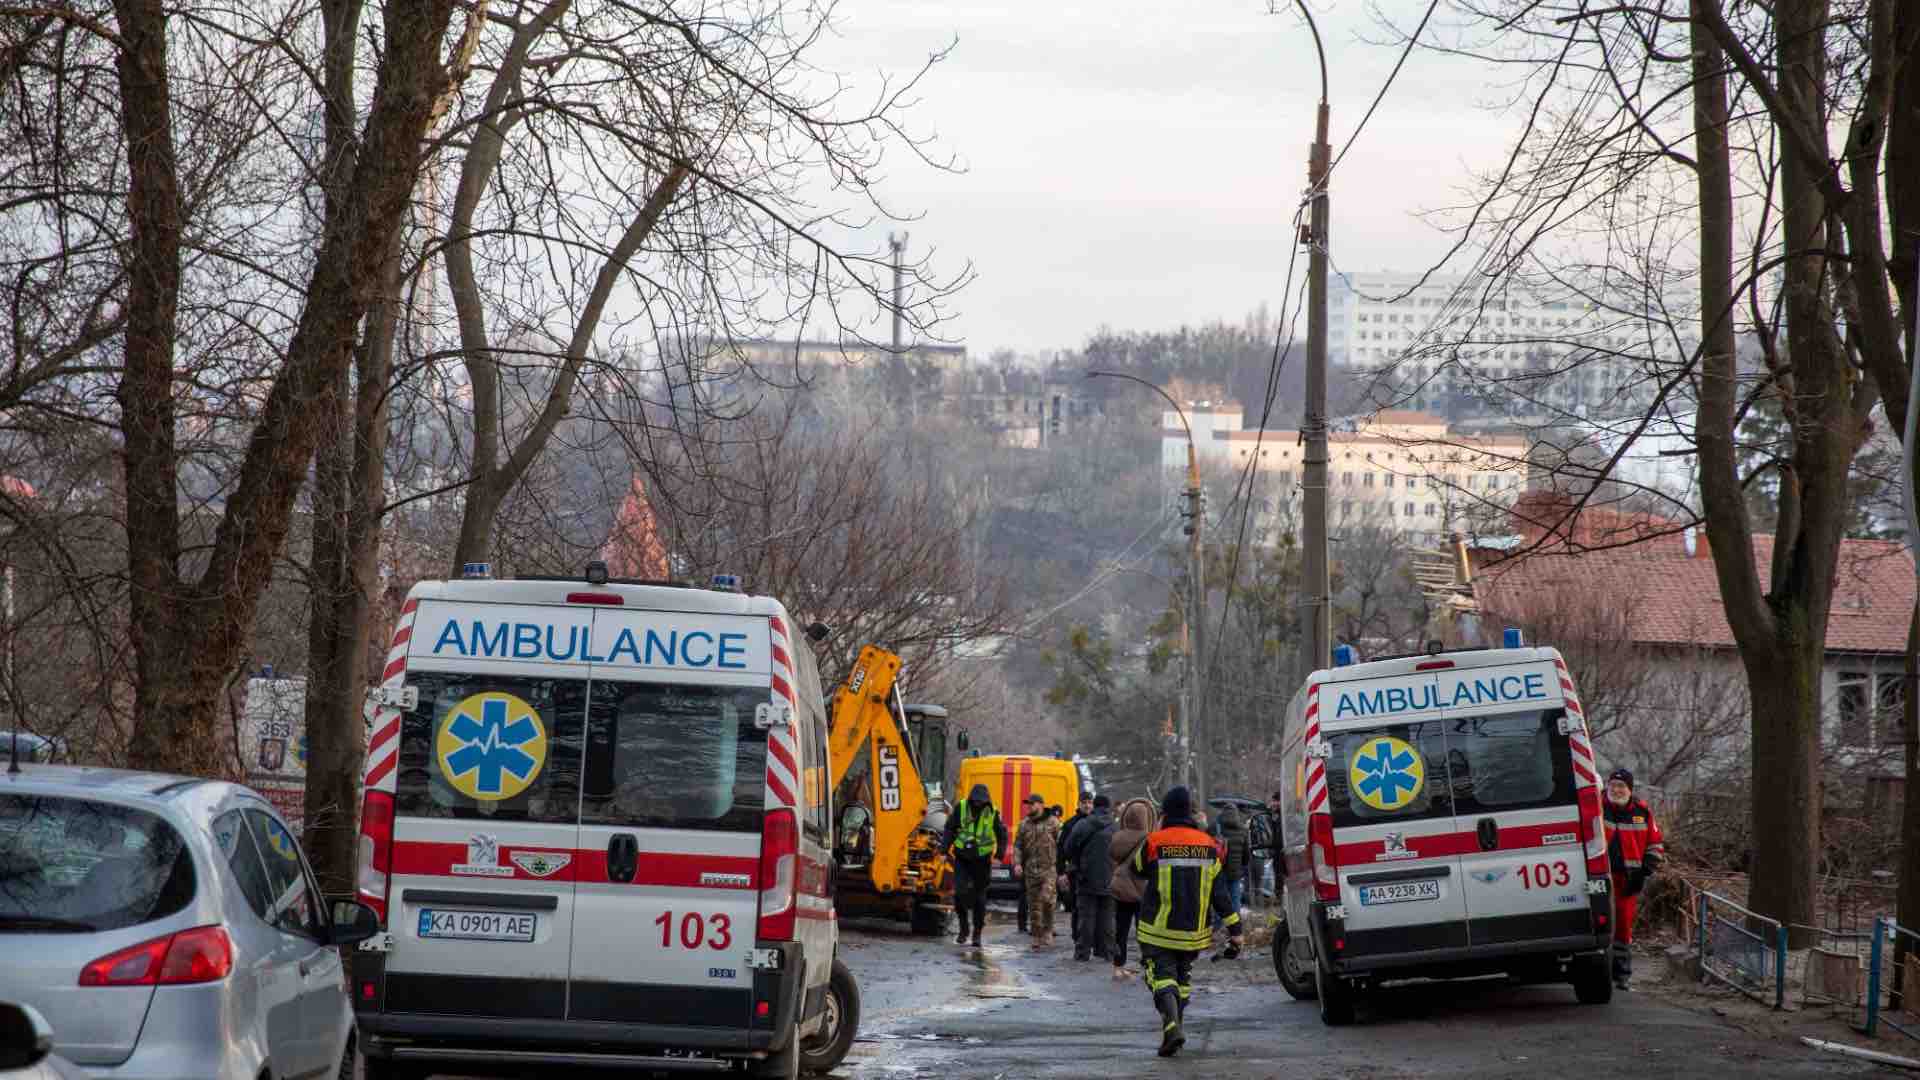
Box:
[654,910,733,951]
[1517,862,1571,889]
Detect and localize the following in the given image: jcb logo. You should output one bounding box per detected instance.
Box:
[849,667,868,694]
[878,745,902,811]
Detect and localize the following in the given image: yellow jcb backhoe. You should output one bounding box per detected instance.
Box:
[826,644,958,935]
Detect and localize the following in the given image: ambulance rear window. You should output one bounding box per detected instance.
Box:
[1440,709,1573,813]
[394,673,587,824]
[580,679,768,832]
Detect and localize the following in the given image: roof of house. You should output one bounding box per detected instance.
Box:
[1472,497,1915,654]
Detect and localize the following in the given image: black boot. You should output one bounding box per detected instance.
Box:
[1155,990,1185,1058]
[955,918,970,946]
[971,929,983,948]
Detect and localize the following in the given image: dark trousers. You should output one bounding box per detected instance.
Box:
[1139,943,1197,1025]
[1248,854,1267,903]
[954,858,989,938]
[1076,891,1115,959]
[1016,885,1028,931]
[1113,900,1140,967]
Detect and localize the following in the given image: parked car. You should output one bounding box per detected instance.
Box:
[0,1002,85,1079]
[0,764,382,1079]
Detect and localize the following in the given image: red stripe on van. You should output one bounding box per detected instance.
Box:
[770,641,791,669]
[364,755,397,790]
[1335,820,1585,866]
[999,763,1019,865]
[767,736,797,777]
[767,772,796,808]
[771,673,794,703]
[393,840,761,888]
[367,722,398,757]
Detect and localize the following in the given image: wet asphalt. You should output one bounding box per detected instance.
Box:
[833,910,1893,1080]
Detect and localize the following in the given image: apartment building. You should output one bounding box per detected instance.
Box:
[721,337,970,374]
[1330,271,1697,422]
[1162,408,1528,547]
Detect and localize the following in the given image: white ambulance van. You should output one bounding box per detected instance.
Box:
[350,565,855,1078]
[1272,632,1615,1025]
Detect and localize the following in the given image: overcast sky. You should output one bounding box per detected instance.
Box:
[814,1,1519,355]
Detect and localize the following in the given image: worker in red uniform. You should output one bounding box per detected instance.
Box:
[1603,768,1665,990]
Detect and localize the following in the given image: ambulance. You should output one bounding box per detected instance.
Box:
[349,565,855,1078]
[1272,631,1615,1025]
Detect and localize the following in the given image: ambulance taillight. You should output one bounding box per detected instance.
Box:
[1576,784,1610,878]
[357,790,396,924]
[756,808,798,942]
[1308,811,1339,902]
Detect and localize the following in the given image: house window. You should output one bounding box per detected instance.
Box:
[1278,470,1292,486]
[1343,472,1354,487]
[1385,474,1395,489]
[1363,473,1375,488]
[1840,671,1908,749]
[1407,476,1420,491]
[1404,502,1415,517]
[1425,503,1438,517]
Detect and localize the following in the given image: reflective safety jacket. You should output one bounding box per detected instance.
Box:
[1604,797,1665,876]
[1132,819,1241,951]
[948,799,1006,860]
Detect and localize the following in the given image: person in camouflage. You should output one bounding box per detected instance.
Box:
[1015,793,1060,949]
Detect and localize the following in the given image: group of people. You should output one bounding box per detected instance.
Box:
[942,783,1243,1057]
[937,767,1666,1053]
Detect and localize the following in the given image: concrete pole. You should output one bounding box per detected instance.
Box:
[889,232,907,355]
[1302,101,1333,673]
[1187,443,1207,801]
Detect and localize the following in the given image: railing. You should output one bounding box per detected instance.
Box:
[1863,917,1920,1041]
[1696,889,1787,1009]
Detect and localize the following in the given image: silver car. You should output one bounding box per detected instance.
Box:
[0,765,381,1079]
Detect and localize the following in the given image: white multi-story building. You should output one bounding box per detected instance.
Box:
[1330,271,1698,423]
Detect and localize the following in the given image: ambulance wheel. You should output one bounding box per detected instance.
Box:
[1572,953,1614,1005]
[1271,923,1317,1001]
[910,903,947,937]
[1315,963,1356,1026]
[801,958,861,1074]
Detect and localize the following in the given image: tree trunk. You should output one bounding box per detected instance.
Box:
[1744,633,1824,938]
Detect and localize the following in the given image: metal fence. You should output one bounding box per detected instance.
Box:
[1862,918,1920,1041]
[1696,890,1787,1009]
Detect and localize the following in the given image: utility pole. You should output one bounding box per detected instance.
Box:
[1301,99,1333,673]
[1183,443,1206,801]
[889,232,908,355]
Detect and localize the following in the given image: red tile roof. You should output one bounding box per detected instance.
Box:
[1473,500,1914,654]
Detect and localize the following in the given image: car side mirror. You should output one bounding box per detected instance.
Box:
[328,898,383,947]
[0,1001,53,1070]
[956,730,970,752]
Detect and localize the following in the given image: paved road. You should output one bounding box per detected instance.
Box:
[836,916,1890,1079]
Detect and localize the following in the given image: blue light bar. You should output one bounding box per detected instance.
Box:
[1333,644,1357,667]
[461,562,491,580]
[1503,627,1524,649]
[711,574,741,593]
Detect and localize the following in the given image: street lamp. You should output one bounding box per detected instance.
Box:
[1084,370,1205,799]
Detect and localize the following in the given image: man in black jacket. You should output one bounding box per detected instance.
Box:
[1215,805,1251,913]
[943,783,1008,948]
[1057,791,1093,941]
[1062,795,1116,961]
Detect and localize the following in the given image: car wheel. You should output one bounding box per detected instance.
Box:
[1572,952,1614,1005]
[801,957,862,1074]
[1315,961,1356,1026]
[336,1034,355,1080]
[1271,923,1318,1001]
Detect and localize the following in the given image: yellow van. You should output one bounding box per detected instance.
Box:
[956,755,1082,896]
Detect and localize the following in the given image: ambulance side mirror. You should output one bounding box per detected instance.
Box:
[1556,715,1581,736]
[754,703,793,730]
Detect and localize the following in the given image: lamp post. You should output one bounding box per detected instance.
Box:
[1085,370,1205,798]
[1291,0,1334,673]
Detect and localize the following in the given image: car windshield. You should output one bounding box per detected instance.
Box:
[0,795,195,931]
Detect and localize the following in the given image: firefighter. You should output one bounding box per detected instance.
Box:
[1015,793,1060,949]
[943,783,1008,948]
[1132,786,1241,1058]
[1603,767,1665,990]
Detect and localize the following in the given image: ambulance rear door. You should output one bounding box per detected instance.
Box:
[384,601,589,1022]
[1440,661,1597,952]
[1321,671,1472,966]
[566,606,770,1037]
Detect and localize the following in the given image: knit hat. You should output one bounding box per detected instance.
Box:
[1161,785,1194,822]
[1608,768,1634,790]
[1092,794,1111,810]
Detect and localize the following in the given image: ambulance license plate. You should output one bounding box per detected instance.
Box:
[418,909,536,942]
[1357,880,1440,906]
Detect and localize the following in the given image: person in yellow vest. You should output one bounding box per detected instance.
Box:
[942,783,1008,948]
[1132,786,1241,1057]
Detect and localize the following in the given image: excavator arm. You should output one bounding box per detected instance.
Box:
[826,645,936,894]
